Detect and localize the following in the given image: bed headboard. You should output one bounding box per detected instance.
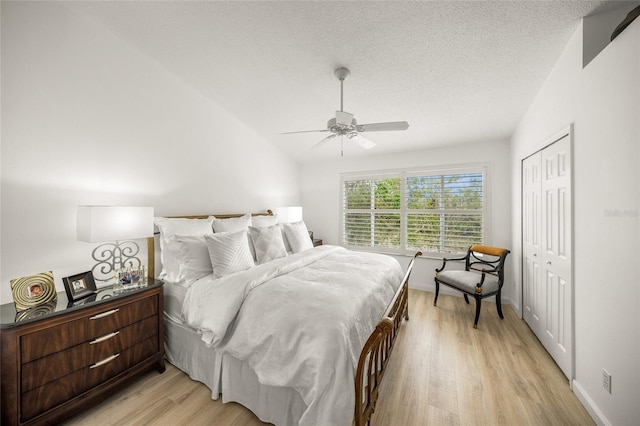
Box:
[145,210,273,281]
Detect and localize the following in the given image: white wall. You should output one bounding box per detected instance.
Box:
[0,2,300,303]
[511,18,639,426]
[301,139,512,302]
[509,19,584,323]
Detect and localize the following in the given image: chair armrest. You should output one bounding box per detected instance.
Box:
[474,271,487,293]
[435,255,467,273]
[471,266,499,274]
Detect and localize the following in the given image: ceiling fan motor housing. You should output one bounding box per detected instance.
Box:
[327,117,358,135]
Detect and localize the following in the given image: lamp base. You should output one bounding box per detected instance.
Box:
[90,240,144,283]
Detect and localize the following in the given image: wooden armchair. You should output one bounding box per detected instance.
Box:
[434,245,510,328]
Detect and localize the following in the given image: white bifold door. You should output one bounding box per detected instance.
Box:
[522,134,573,379]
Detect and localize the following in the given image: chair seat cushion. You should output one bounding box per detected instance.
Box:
[436,270,500,295]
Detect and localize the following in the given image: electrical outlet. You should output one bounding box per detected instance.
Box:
[602,369,612,394]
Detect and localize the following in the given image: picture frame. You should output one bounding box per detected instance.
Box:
[10,271,57,312]
[63,271,97,302]
[116,267,145,289]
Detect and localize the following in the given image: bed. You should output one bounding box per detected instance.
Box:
[146,211,420,426]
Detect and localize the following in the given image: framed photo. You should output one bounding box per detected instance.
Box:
[117,267,145,288]
[63,271,97,302]
[10,271,57,312]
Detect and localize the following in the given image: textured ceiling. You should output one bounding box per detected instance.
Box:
[70,1,625,163]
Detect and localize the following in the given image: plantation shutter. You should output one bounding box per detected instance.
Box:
[342,176,401,251]
[341,167,485,255]
[406,172,484,253]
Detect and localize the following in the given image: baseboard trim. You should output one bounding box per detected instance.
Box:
[572,380,611,426]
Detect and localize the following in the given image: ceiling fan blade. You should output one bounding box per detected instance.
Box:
[311,134,337,150]
[281,129,329,135]
[349,134,376,149]
[358,121,409,132]
[335,111,354,126]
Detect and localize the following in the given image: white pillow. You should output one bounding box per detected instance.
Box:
[248,225,288,264]
[211,213,256,259]
[210,214,252,233]
[282,221,314,253]
[249,214,283,256]
[174,235,212,286]
[154,217,214,283]
[205,230,254,278]
[251,214,278,228]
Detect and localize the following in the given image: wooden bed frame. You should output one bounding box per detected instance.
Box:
[146,210,421,426]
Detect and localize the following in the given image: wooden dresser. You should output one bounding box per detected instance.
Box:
[0,281,165,426]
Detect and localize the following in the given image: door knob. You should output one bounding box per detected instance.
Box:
[546,261,552,265]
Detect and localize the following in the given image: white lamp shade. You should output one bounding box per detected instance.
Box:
[77,206,154,242]
[276,206,303,223]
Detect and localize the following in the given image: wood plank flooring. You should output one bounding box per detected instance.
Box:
[65,289,593,425]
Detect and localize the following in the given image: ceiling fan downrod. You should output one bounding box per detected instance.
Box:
[334,67,350,113]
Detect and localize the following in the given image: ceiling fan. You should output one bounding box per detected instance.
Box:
[282,67,409,156]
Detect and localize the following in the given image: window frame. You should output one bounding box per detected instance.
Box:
[339,164,489,256]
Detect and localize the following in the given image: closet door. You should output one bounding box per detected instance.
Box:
[522,152,543,338]
[540,136,572,378]
[522,134,572,380]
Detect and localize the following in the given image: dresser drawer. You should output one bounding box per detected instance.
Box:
[21,315,158,392]
[21,295,158,363]
[21,336,158,421]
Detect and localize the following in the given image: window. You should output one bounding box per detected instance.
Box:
[341,166,486,255]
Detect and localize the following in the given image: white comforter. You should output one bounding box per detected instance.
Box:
[183,245,403,426]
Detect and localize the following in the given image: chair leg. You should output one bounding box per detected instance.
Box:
[433,279,440,306]
[473,297,482,329]
[496,291,504,319]
[463,294,470,304]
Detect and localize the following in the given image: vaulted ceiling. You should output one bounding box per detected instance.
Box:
[71,1,625,163]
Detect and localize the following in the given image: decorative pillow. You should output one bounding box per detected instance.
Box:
[211,213,258,260]
[248,225,288,265]
[174,235,212,286]
[282,221,314,254]
[251,214,278,228]
[279,223,293,253]
[210,214,252,233]
[205,230,254,278]
[154,217,214,283]
[248,214,282,258]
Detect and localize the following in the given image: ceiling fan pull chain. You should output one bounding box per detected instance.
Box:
[341,136,344,157]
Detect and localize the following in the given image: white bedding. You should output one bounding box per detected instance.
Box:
[182,245,403,426]
[163,280,188,323]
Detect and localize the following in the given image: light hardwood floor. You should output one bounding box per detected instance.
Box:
[65,289,594,425]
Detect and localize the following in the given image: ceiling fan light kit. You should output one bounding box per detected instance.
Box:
[282,67,409,156]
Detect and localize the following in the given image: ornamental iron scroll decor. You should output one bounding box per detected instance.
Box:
[90,240,143,283]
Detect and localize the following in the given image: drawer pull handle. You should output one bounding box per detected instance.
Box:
[90,353,120,369]
[89,309,120,320]
[89,331,120,345]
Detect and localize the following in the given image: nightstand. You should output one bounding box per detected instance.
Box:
[313,238,323,247]
[0,281,165,426]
